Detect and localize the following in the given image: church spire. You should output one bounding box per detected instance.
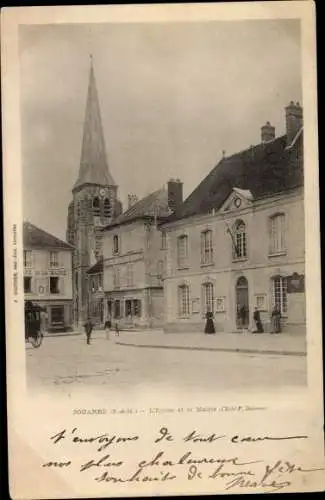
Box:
[74,56,115,191]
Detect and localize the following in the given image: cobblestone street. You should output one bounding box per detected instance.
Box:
[26,331,306,394]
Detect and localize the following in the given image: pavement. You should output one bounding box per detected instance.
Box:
[46,329,306,357]
[27,331,307,392]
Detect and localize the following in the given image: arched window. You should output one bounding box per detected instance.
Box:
[104,198,111,218]
[203,282,214,314]
[113,235,119,255]
[178,284,190,316]
[177,235,188,268]
[233,220,247,259]
[269,213,286,254]
[92,197,100,216]
[272,276,288,314]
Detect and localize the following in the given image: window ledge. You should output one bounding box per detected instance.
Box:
[268,251,287,257]
[178,315,191,319]
[177,266,190,271]
[200,262,214,268]
[232,257,248,263]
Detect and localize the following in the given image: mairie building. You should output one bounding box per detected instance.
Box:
[161,102,305,334]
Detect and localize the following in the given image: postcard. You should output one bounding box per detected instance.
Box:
[2,2,324,498]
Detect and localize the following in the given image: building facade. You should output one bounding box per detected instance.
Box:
[66,59,122,326]
[23,222,73,332]
[162,102,305,334]
[102,181,182,329]
[86,258,104,327]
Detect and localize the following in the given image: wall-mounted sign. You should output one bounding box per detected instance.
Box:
[215,297,226,313]
[48,268,67,276]
[287,273,305,293]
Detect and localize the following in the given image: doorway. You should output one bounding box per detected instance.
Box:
[236,276,249,328]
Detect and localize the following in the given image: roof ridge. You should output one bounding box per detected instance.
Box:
[23,221,73,249]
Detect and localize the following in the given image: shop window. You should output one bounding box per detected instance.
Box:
[51,306,64,325]
[125,299,141,318]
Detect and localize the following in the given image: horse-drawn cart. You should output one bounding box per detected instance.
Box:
[25,301,44,348]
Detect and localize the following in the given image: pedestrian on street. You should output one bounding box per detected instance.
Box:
[84,318,93,345]
[104,315,112,340]
[271,306,281,334]
[253,307,264,333]
[115,321,120,337]
[204,311,215,334]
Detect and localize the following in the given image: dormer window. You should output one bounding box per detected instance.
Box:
[93,197,100,216]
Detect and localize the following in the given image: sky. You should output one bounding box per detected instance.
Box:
[20,20,302,240]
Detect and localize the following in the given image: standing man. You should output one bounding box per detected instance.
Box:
[253,307,264,333]
[104,314,112,340]
[84,318,93,345]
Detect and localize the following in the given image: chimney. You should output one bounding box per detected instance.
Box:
[128,194,138,209]
[261,121,275,143]
[285,101,303,146]
[167,179,183,213]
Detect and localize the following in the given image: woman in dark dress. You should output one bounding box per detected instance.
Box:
[204,311,216,334]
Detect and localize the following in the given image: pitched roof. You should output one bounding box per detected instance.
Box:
[74,60,116,191]
[23,222,74,250]
[86,259,103,275]
[166,131,303,223]
[103,187,171,230]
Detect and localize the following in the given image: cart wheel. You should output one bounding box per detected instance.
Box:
[30,332,42,348]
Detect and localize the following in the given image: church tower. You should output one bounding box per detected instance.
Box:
[67,57,122,326]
